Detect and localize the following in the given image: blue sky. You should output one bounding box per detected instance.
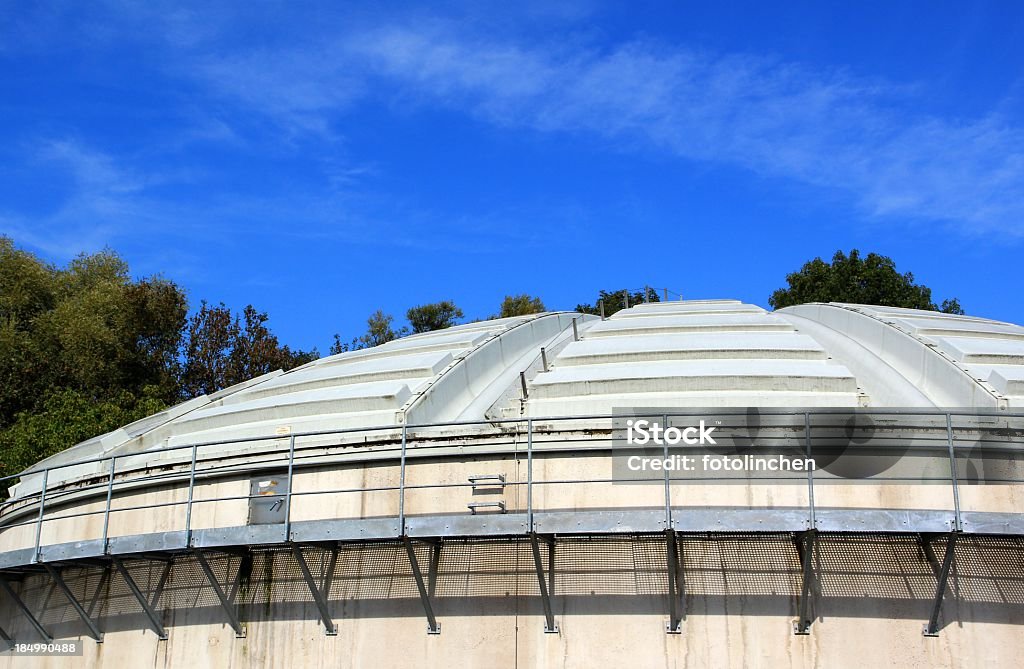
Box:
[2,1,1022,352]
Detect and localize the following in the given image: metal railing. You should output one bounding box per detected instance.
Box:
[0,409,1022,562]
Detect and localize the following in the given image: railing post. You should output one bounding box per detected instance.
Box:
[945,413,962,531]
[663,414,672,531]
[804,412,816,530]
[283,435,296,542]
[33,469,48,564]
[527,419,534,533]
[184,444,198,544]
[101,456,116,549]
[398,423,408,536]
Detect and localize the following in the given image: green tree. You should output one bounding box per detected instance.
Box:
[576,288,660,317]
[361,309,405,346]
[0,388,166,479]
[498,294,546,317]
[768,250,964,314]
[0,238,187,425]
[407,300,463,333]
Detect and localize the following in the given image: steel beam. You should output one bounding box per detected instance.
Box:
[85,565,111,619]
[923,533,958,637]
[427,542,441,598]
[529,533,558,633]
[292,545,337,635]
[793,530,817,635]
[321,548,339,596]
[43,564,103,642]
[112,557,167,640]
[151,560,172,610]
[0,577,52,641]
[193,550,246,637]
[666,530,684,633]
[403,538,440,634]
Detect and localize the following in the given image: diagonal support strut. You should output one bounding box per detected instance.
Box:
[530,533,558,633]
[193,550,246,638]
[922,532,958,637]
[0,576,52,641]
[403,538,441,634]
[666,530,685,633]
[43,564,103,642]
[112,557,167,640]
[292,544,337,635]
[793,530,817,635]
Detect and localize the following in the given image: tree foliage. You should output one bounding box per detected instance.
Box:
[0,388,166,480]
[0,237,316,479]
[768,250,964,314]
[576,288,660,317]
[179,302,317,398]
[407,300,463,333]
[331,310,408,354]
[498,294,545,318]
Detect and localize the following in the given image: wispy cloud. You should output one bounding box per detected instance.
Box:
[128,9,1019,236]
[4,6,1023,240]
[335,24,1024,235]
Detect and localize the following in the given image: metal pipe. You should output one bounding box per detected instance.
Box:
[540,347,549,372]
[398,423,408,535]
[527,419,534,532]
[805,412,816,529]
[184,444,198,542]
[946,413,962,531]
[112,557,167,639]
[44,564,103,641]
[662,414,672,531]
[520,371,529,399]
[571,318,579,342]
[403,538,440,634]
[530,533,558,633]
[101,456,116,548]
[0,578,52,641]
[283,434,296,542]
[33,469,48,563]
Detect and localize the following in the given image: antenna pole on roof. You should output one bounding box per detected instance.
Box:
[663,288,668,301]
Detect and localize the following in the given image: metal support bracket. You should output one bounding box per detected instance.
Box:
[793,530,817,635]
[666,530,684,633]
[529,533,558,633]
[403,538,441,634]
[0,577,52,641]
[43,564,103,642]
[112,557,167,640]
[427,542,441,598]
[922,533,958,637]
[193,550,246,638]
[292,544,337,635]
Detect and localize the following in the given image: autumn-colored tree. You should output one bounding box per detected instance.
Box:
[180,301,317,397]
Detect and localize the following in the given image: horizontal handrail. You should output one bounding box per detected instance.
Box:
[1,409,1023,562]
